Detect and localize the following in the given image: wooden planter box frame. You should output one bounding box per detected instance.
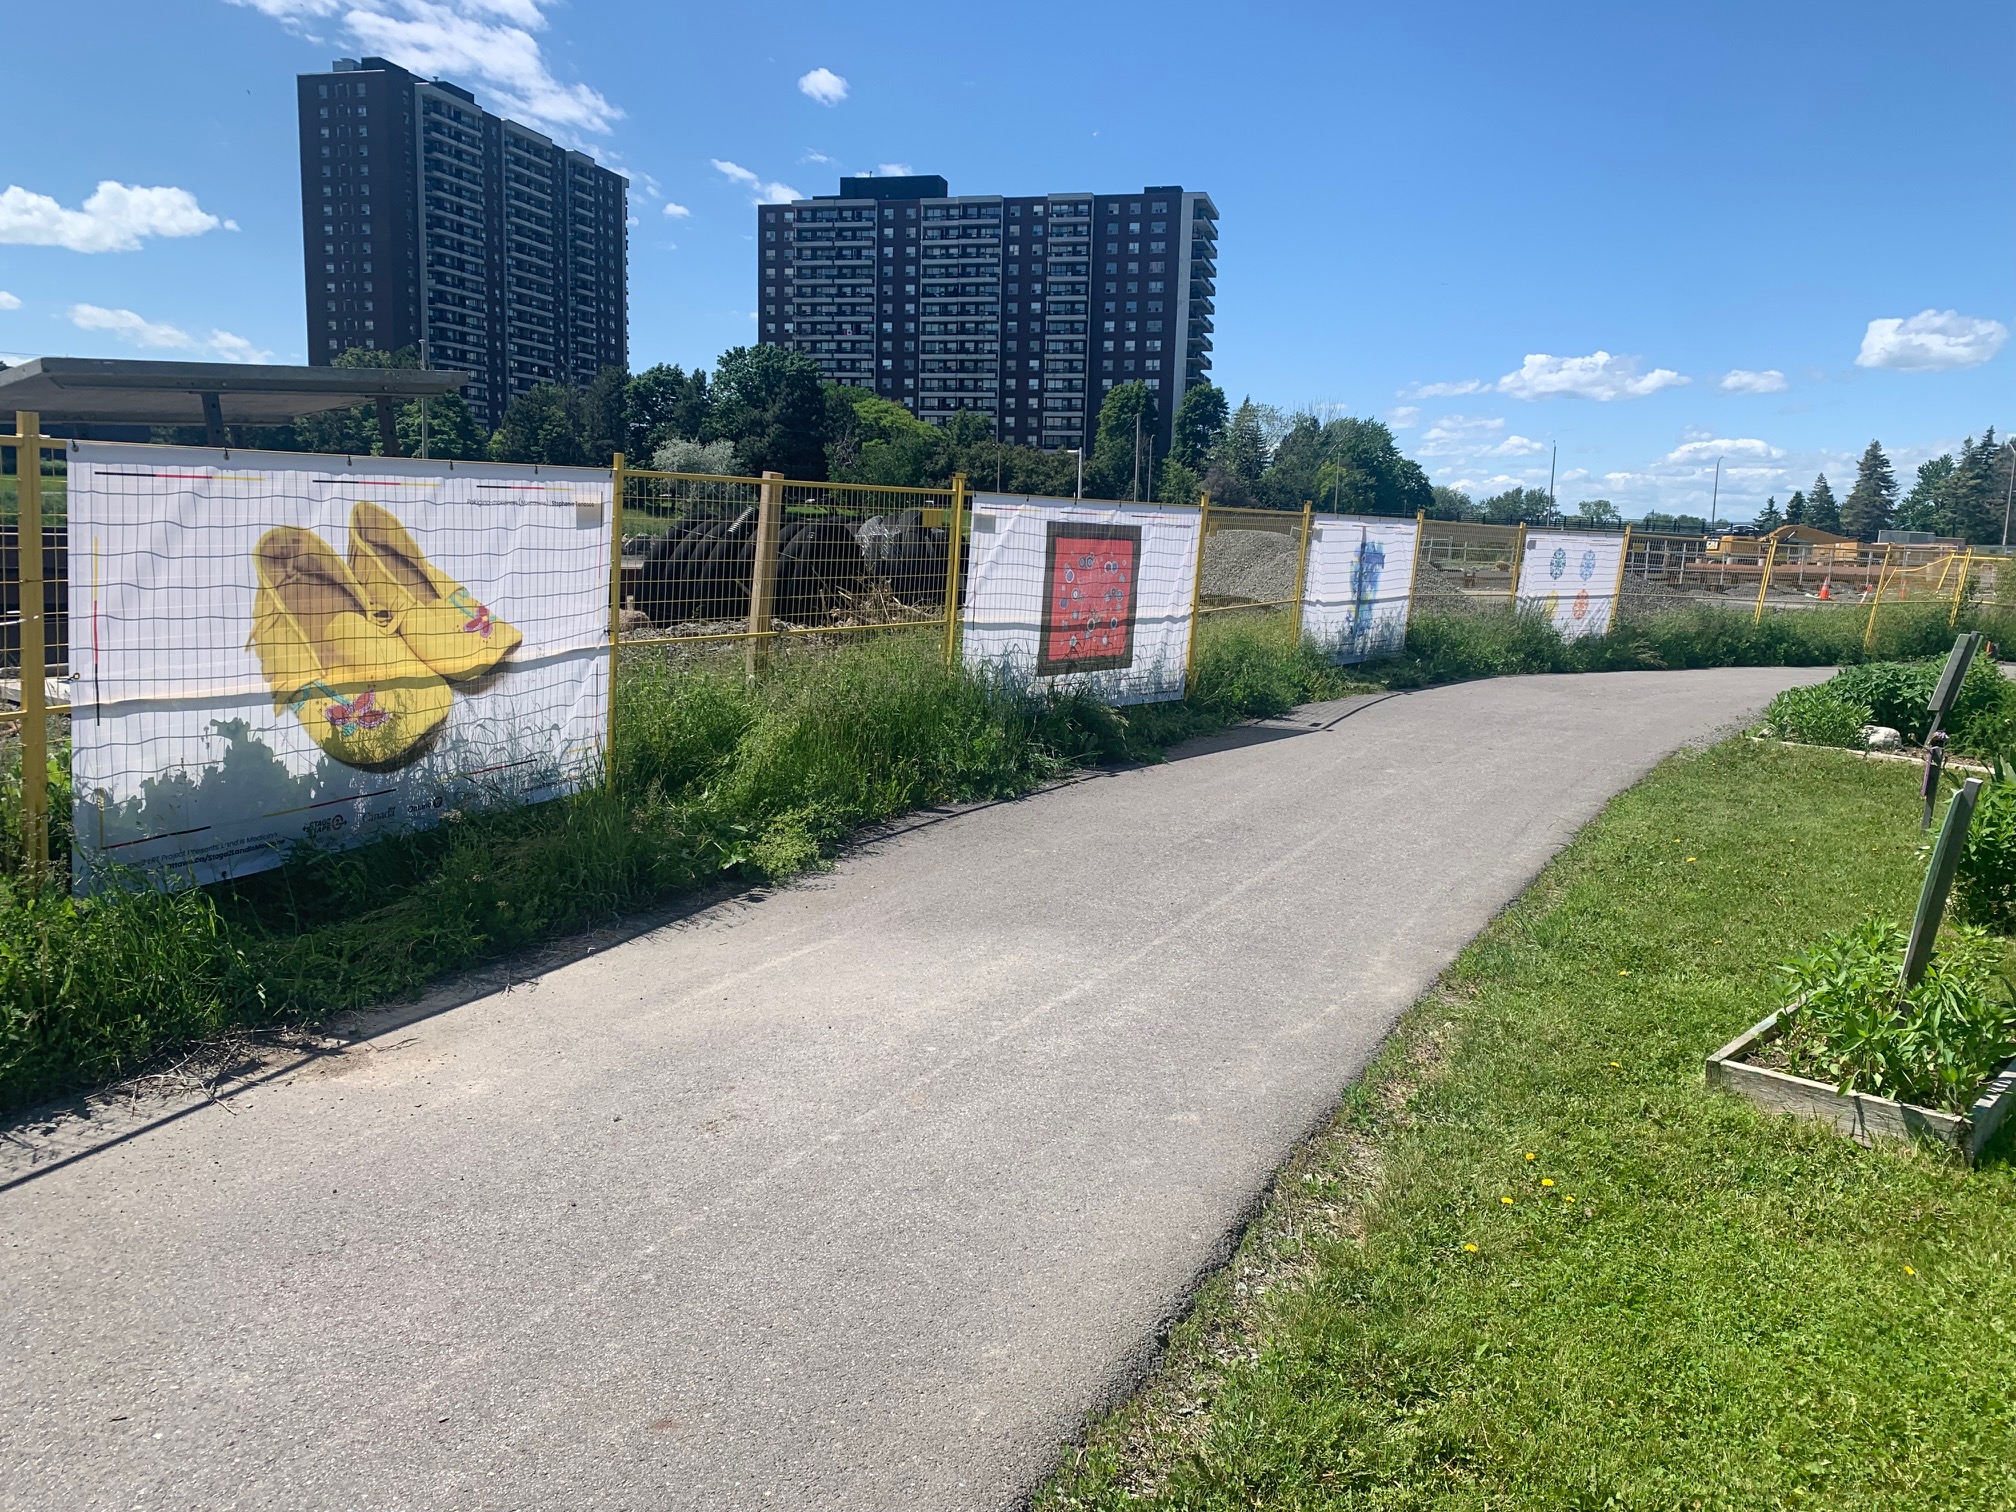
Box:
[1706,1006,2016,1161]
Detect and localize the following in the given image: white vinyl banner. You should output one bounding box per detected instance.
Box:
[1300,515,1419,664]
[1516,531,1626,640]
[960,494,1202,705]
[67,443,611,889]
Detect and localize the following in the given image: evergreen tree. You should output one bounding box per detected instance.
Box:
[1935,429,2008,544]
[1895,455,1955,533]
[1753,495,1784,531]
[1170,383,1228,469]
[1784,489,1808,525]
[1804,474,1841,533]
[1202,398,1269,507]
[1840,440,1897,539]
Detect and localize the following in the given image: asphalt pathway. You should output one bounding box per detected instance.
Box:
[2,668,1821,1511]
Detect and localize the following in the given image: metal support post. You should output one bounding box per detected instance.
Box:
[1950,549,1973,630]
[607,452,625,776]
[941,473,968,668]
[1183,494,1211,695]
[13,411,48,876]
[1863,543,1894,652]
[1507,522,1528,608]
[1289,500,1314,645]
[1753,536,1779,625]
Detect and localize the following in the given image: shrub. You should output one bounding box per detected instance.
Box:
[1955,770,2016,932]
[1759,684,1871,749]
[1776,917,2016,1110]
[1826,655,2016,751]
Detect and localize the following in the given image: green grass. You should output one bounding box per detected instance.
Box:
[0,595,1999,1115]
[1381,599,1968,688]
[1039,740,2016,1512]
[0,615,1370,1112]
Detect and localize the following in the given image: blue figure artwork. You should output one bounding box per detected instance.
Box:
[1345,528,1387,657]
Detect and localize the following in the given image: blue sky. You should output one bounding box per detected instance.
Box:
[3,0,2009,521]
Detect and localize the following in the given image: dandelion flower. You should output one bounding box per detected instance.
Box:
[1685,856,1697,863]
[1525,1153,1537,1161]
[1565,1195,1576,1203]
[1905,1265,1916,1276]
[1541,1178,1555,1187]
[1608,1061,1621,1068]
[1464,1243,1478,1253]
[1501,1196,1514,1206]
[1618,969,1630,976]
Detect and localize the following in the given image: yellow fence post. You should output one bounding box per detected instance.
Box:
[1863,543,1894,652]
[1184,493,1211,696]
[1507,522,1528,609]
[1404,511,1425,635]
[1950,548,1973,630]
[1611,525,1633,629]
[1289,499,1314,647]
[13,410,48,877]
[746,470,783,679]
[1753,536,1779,625]
[607,451,625,778]
[941,472,968,668]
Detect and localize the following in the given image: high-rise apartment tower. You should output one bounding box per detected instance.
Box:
[297,56,628,429]
[757,176,1216,461]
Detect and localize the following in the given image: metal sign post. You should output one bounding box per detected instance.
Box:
[1903,776,1982,990]
[1921,631,1983,829]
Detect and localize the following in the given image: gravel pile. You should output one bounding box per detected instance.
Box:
[1202,528,1297,603]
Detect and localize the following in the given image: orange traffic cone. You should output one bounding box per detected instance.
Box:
[1817,577,1831,600]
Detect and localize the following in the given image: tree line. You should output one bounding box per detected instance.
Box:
[157,345,1434,514]
[147,347,2011,539]
[1745,435,2014,544]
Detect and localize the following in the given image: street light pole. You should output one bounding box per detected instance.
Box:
[1068,447,1083,500]
[1999,439,2016,549]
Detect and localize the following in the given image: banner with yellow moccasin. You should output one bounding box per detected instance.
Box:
[66,443,611,889]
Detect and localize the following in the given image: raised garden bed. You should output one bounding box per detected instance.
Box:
[1707,1004,2016,1160]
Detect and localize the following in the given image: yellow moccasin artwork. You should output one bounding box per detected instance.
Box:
[347,500,522,680]
[249,527,453,768]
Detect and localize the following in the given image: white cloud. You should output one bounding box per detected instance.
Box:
[1490,434,1546,457]
[1418,414,1510,457]
[0,291,20,311]
[662,201,691,218]
[226,0,619,139]
[874,162,914,177]
[710,159,801,205]
[1385,405,1420,430]
[68,303,272,363]
[1497,350,1688,402]
[0,181,225,254]
[797,67,848,106]
[802,149,837,166]
[1404,378,1486,398]
[1663,437,1783,464]
[1856,309,2007,372]
[206,329,276,364]
[1719,368,1788,394]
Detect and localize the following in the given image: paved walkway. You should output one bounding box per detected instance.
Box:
[1,668,1820,1510]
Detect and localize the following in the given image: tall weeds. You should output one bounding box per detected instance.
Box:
[0,599,1982,1112]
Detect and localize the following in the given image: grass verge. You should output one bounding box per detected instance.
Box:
[0,614,1371,1113]
[1038,739,2016,1511]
